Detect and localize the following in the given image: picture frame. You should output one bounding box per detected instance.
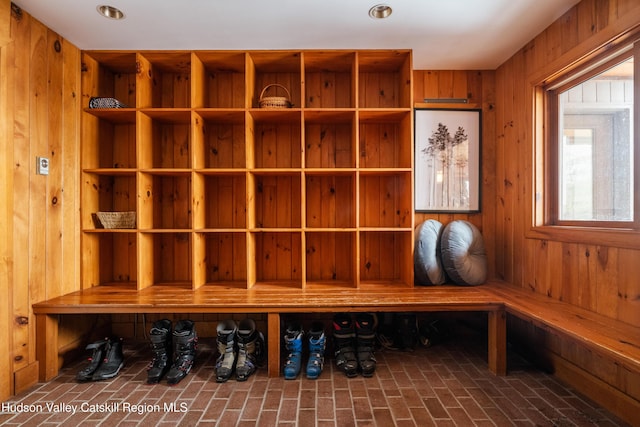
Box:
[414,108,481,212]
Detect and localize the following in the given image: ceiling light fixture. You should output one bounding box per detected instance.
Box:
[97,5,125,20]
[369,4,392,19]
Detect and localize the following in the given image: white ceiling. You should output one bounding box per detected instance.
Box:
[14,0,581,70]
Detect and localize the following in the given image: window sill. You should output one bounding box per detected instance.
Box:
[527,225,640,250]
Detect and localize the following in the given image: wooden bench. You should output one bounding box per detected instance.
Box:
[32,284,507,381]
[483,281,640,424]
[33,279,640,393]
[485,281,640,376]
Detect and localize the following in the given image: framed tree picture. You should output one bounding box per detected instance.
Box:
[414,108,481,212]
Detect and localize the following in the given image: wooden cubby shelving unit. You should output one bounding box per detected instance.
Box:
[80,50,414,290]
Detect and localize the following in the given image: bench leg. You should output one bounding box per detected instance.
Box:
[35,314,59,381]
[487,309,507,375]
[267,313,281,378]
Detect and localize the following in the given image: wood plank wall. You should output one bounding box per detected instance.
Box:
[1,1,639,418]
[413,70,496,280]
[494,0,640,419]
[0,4,81,399]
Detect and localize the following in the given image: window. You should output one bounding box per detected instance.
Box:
[544,42,638,230]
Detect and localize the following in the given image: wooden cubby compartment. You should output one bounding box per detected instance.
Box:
[193,51,246,109]
[249,111,302,169]
[359,231,413,286]
[82,111,137,169]
[82,232,137,288]
[305,231,356,287]
[359,172,412,228]
[202,173,247,229]
[82,51,137,107]
[138,173,192,230]
[137,52,192,109]
[358,51,412,109]
[138,110,192,169]
[304,111,355,168]
[358,111,412,169]
[198,232,247,287]
[252,173,302,229]
[82,173,136,230]
[249,51,302,109]
[81,49,413,290]
[139,232,192,288]
[304,51,355,109]
[252,232,303,287]
[194,110,246,169]
[305,173,355,228]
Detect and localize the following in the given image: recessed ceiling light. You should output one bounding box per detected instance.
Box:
[97,5,125,20]
[369,4,392,19]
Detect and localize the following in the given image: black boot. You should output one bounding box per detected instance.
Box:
[355,313,377,377]
[333,313,358,378]
[235,318,265,381]
[394,313,418,351]
[91,337,125,381]
[147,319,172,384]
[76,338,109,382]
[166,320,198,385]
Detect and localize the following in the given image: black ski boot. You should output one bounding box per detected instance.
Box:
[166,320,197,385]
[394,313,418,351]
[215,319,237,383]
[333,313,358,378]
[235,318,266,381]
[76,338,109,382]
[355,313,377,377]
[91,336,125,381]
[146,319,172,384]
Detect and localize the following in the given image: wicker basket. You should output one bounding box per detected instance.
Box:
[92,211,136,229]
[258,84,292,108]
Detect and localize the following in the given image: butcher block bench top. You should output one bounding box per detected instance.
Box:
[32,283,504,314]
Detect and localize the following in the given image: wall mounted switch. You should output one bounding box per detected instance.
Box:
[36,157,49,175]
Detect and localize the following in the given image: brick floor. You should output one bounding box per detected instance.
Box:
[0,324,630,426]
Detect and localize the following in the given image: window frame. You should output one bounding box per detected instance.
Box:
[530,35,640,249]
[547,51,637,228]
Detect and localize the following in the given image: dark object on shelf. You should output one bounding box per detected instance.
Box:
[88,96,127,108]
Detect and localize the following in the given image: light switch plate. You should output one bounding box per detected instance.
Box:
[36,157,49,175]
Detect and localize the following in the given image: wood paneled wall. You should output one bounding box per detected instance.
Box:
[1,1,638,420]
[0,4,81,399]
[413,70,496,280]
[494,0,640,419]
